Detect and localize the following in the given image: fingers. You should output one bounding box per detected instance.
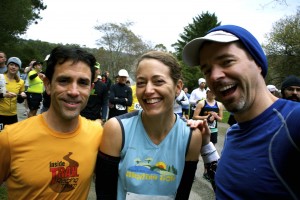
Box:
[187,119,204,129]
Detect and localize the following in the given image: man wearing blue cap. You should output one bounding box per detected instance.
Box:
[183,25,300,199]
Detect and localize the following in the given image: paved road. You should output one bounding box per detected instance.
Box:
[17,103,228,200]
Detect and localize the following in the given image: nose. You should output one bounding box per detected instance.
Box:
[292,89,300,94]
[145,82,155,94]
[208,65,225,82]
[67,83,80,96]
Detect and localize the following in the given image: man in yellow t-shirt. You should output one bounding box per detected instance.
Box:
[0,46,103,199]
[26,61,45,117]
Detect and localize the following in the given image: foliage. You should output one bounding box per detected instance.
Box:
[154,44,168,52]
[0,0,46,46]
[172,12,221,90]
[0,185,7,200]
[222,110,230,124]
[94,22,152,78]
[263,9,300,87]
[3,39,95,74]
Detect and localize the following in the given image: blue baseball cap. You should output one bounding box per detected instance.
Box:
[182,25,268,77]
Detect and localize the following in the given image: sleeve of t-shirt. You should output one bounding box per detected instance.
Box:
[0,129,11,185]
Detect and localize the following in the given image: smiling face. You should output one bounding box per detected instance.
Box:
[199,42,263,114]
[44,60,92,121]
[7,63,20,75]
[136,58,181,117]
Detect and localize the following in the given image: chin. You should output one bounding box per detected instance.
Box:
[62,111,80,120]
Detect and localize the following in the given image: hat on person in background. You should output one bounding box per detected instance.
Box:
[118,69,129,77]
[95,62,101,69]
[198,78,206,85]
[7,57,22,68]
[97,75,102,80]
[267,85,278,92]
[281,75,300,92]
[182,25,268,77]
[32,61,42,68]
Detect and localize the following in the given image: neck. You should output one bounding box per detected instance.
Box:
[42,110,79,133]
[206,98,215,103]
[6,73,15,79]
[141,111,176,145]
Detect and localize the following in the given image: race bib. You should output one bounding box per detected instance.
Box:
[116,104,126,110]
[126,192,174,200]
[134,103,142,110]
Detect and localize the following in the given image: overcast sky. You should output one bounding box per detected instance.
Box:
[22,0,299,51]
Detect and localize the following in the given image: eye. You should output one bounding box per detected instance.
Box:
[201,65,211,77]
[78,79,90,86]
[154,79,165,85]
[136,81,146,87]
[222,59,235,67]
[57,78,69,85]
[203,68,211,76]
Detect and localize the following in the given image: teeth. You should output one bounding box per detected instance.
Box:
[66,101,77,105]
[220,84,235,92]
[146,98,160,104]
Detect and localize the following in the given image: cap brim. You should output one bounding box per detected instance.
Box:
[183,30,239,67]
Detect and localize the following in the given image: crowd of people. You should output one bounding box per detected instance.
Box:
[1,24,300,199]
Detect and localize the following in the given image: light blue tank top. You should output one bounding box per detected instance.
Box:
[116,110,192,199]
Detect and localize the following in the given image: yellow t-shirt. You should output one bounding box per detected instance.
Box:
[0,115,103,199]
[128,85,142,112]
[0,75,25,116]
[27,70,44,93]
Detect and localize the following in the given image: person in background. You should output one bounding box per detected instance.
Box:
[183,24,300,199]
[108,69,132,119]
[95,51,217,199]
[189,78,207,118]
[22,60,36,116]
[0,51,7,74]
[0,57,26,130]
[280,75,300,102]
[192,88,223,184]
[114,75,119,84]
[267,84,280,97]
[104,70,112,90]
[101,71,112,91]
[81,62,109,123]
[0,46,103,199]
[40,90,50,113]
[128,84,142,112]
[182,86,191,119]
[174,88,189,118]
[26,61,45,117]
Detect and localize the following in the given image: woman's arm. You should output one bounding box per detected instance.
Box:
[192,100,207,120]
[95,118,123,199]
[176,128,201,200]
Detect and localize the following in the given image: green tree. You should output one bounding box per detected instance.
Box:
[173,12,221,90]
[0,0,46,47]
[154,44,167,52]
[94,22,151,78]
[263,9,300,87]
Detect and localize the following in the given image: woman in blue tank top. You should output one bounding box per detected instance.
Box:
[95,51,219,199]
